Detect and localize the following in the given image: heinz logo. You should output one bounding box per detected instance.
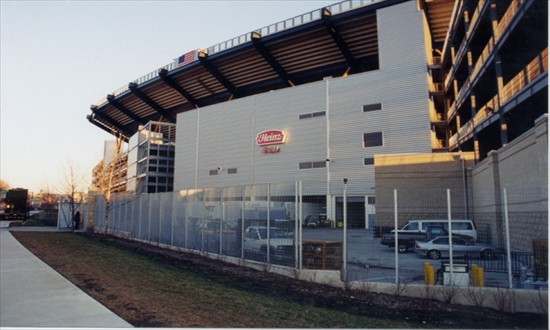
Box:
[256,130,286,146]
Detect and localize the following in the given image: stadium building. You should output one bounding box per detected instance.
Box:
[88,0,547,228]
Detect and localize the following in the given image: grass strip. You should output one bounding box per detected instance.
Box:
[11,231,418,328]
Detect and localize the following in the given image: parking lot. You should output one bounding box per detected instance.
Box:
[303,228,515,286]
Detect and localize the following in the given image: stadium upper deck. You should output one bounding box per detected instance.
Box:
[87,0,453,141]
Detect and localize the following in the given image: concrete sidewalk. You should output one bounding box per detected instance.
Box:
[0,222,133,328]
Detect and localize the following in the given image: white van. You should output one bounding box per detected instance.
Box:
[396,219,477,240]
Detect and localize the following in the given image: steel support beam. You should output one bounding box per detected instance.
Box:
[128,82,176,123]
[251,32,295,87]
[87,110,130,141]
[198,51,238,97]
[158,68,200,109]
[321,8,356,72]
[106,94,146,125]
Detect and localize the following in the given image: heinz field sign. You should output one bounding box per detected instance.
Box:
[256,130,286,153]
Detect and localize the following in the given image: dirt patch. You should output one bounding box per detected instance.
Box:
[12,231,548,328]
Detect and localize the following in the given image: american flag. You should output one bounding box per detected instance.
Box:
[178,50,197,67]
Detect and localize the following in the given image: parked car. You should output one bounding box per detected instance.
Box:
[414,236,494,260]
[381,225,475,253]
[243,226,294,261]
[304,215,319,227]
[303,214,327,227]
[393,219,478,240]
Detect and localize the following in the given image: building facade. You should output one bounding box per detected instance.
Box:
[174,1,434,225]
[91,140,128,194]
[126,121,176,194]
[439,0,547,161]
[87,0,547,228]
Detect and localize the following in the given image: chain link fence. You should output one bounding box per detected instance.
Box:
[91,183,547,291]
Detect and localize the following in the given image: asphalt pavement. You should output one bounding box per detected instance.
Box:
[0,221,133,328]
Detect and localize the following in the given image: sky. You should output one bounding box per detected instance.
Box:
[1,0,337,194]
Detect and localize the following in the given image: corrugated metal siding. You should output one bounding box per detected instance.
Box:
[253,81,327,184]
[327,1,431,195]
[378,0,428,76]
[175,0,432,196]
[196,97,255,188]
[174,111,198,189]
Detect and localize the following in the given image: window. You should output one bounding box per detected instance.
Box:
[299,111,326,119]
[363,103,382,112]
[451,222,473,230]
[228,168,237,174]
[209,169,218,176]
[364,132,383,147]
[452,237,467,245]
[402,222,418,230]
[299,161,326,169]
[364,157,374,165]
[312,111,326,118]
[433,238,447,245]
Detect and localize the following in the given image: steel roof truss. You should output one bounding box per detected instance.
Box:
[321,8,356,72]
[198,52,238,97]
[87,112,130,141]
[128,82,176,123]
[106,94,146,125]
[251,32,295,87]
[158,68,200,109]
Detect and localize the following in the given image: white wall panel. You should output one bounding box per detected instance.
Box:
[175,0,432,197]
[196,97,255,188]
[253,81,327,184]
[174,111,198,189]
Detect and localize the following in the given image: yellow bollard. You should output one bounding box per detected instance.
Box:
[424,263,435,285]
[476,266,485,287]
[424,263,429,284]
[471,264,478,286]
[471,264,485,287]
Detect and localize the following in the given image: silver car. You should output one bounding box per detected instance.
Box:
[414,236,494,260]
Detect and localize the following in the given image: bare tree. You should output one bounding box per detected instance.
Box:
[61,161,86,230]
[92,134,126,234]
[39,184,59,212]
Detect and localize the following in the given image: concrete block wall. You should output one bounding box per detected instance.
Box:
[470,115,548,251]
[374,152,476,227]
[374,115,547,252]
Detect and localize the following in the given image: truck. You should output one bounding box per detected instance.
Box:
[380,225,475,253]
[1,188,28,220]
[243,226,294,264]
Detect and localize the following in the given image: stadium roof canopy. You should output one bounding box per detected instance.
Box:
[88,0,453,141]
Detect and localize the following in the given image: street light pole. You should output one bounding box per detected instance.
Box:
[342,178,348,281]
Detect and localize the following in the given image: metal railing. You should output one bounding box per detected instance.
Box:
[93,0,380,108]
[92,183,548,291]
[207,0,378,55]
[494,0,527,42]
[448,48,547,149]
[500,48,548,105]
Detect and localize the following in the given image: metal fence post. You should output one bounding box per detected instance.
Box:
[503,188,513,289]
[447,188,454,286]
[241,188,245,260]
[184,192,188,249]
[267,184,271,264]
[148,194,152,242]
[393,189,398,284]
[171,192,175,246]
[343,178,348,281]
[299,181,303,269]
[220,188,225,256]
[295,181,299,268]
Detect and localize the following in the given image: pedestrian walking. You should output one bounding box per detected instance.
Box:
[74,211,81,230]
